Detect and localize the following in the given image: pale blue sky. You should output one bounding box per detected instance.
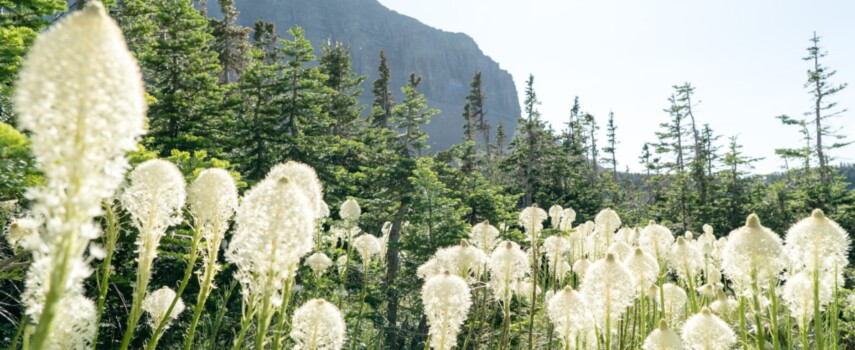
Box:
[377,0,855,173]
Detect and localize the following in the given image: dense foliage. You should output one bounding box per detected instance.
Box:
[1,1,854,350]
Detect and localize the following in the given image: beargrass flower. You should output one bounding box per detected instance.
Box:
[681,307,736,350]
[142,286,185,333]
[519,205,548,242]
[49,293,98,350]
[782,270,833,328]
[470,220,500,252]
[290,299,346,350]
[422,272,472,350]
[436,240,488,279]
[640,221,675,262]
[549,204,564,228]
[5,217,39,250]
[709,290,739,320]
[607,241,632,261]
[721,214,785,291]
[548,285,594,348]
[559,208,577,231]
[668,237,704,283]
[306,252,333,277]
[657,283,688,326]
[642,320,684,350]
[15,2,146,344]
[266,161,325,219]
[595,208,622,240]
[784,209,851,274]
[353,234,382,266]
[417,256,442,280]
[489,241,530,303]
[581,253,636,332]
[543,235,570,270]
[226,172,315,308]
[339,198,361,222]
[573,257,592,279]
[624,248,660,290]
[188,168,238,296]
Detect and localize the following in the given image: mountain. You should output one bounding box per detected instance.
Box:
[211,0,521,150]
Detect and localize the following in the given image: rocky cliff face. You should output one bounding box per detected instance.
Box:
[216,0,521,150]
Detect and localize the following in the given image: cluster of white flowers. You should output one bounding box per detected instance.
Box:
[226,162,318,307]
[435,240,488,279]
[339,198,361,222]
[639,221,675,262]
[489,241,531,303]
[142,287,185,332]
[290,299,346,350]
[547,286,593,347]
[721,214,785,291]
[642,320,684,350]
[122,159,187,290]
[15,3,146,341]
[581,253,635,331]
[470,221,500,251]
[681,307,735,350]
[519,205,548,241]
[306,252,333,277]
[421,272,472,350]
[353,234,382,266]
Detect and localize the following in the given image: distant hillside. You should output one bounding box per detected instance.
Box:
[210,0,521,150]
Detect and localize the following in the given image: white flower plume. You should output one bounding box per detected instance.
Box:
[16,1,146,330]
[290,299,346,350]
[422,272,472,350]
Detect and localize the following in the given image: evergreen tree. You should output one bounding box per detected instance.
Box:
[210,0,251,83]
[803,32,849,192]
[371,51,395,129]
[276,26,331,139]
[603,110,619,181]
[392,74,437,157]
[136,0,226,155]
[319,41,365,137]
[233,20,282,179]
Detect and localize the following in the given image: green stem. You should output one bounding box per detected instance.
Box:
[146,227,203,350]
[92,201,120,349]
[271,280,294,350]
[9,314,27,350]
[350,265,370,350]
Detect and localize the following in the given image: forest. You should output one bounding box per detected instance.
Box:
[1,1,854,350]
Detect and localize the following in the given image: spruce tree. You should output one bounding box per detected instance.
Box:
[371,51,395,129]
[276,26,330,139]
[211,0,251,83]
[392,74,437,157]
[320,41,365,137]
[803,32,849,191]
[136,0,226,155]
[603,110,619,181]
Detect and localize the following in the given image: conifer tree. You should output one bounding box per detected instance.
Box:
[392,74,437,157]
[803,32,849,191]
[135,0,226,155]
[603,110,619,181]
[371,51,395,129]
[320,41,365,137]
[233,20,282,179]
[276,26,331,139]
[211,0,251,83]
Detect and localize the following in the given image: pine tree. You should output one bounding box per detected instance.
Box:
[803,32,849,191]
[371,51,395,129]
[276,26,331,139]
[211,0,251,83]
[320,41,365,137]
[139,0,226,155]
[392,74,437,157]
[603,110,619,181]
[466,72,490,157]
[233,20,282,179]
[719,136,761,228]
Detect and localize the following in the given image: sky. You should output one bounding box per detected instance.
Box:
[377,0,855,174]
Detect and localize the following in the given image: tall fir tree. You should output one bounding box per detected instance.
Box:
[371,51,395,129]
[319,41,365,137]
[134,0,226,155]
[210,0,251,83]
